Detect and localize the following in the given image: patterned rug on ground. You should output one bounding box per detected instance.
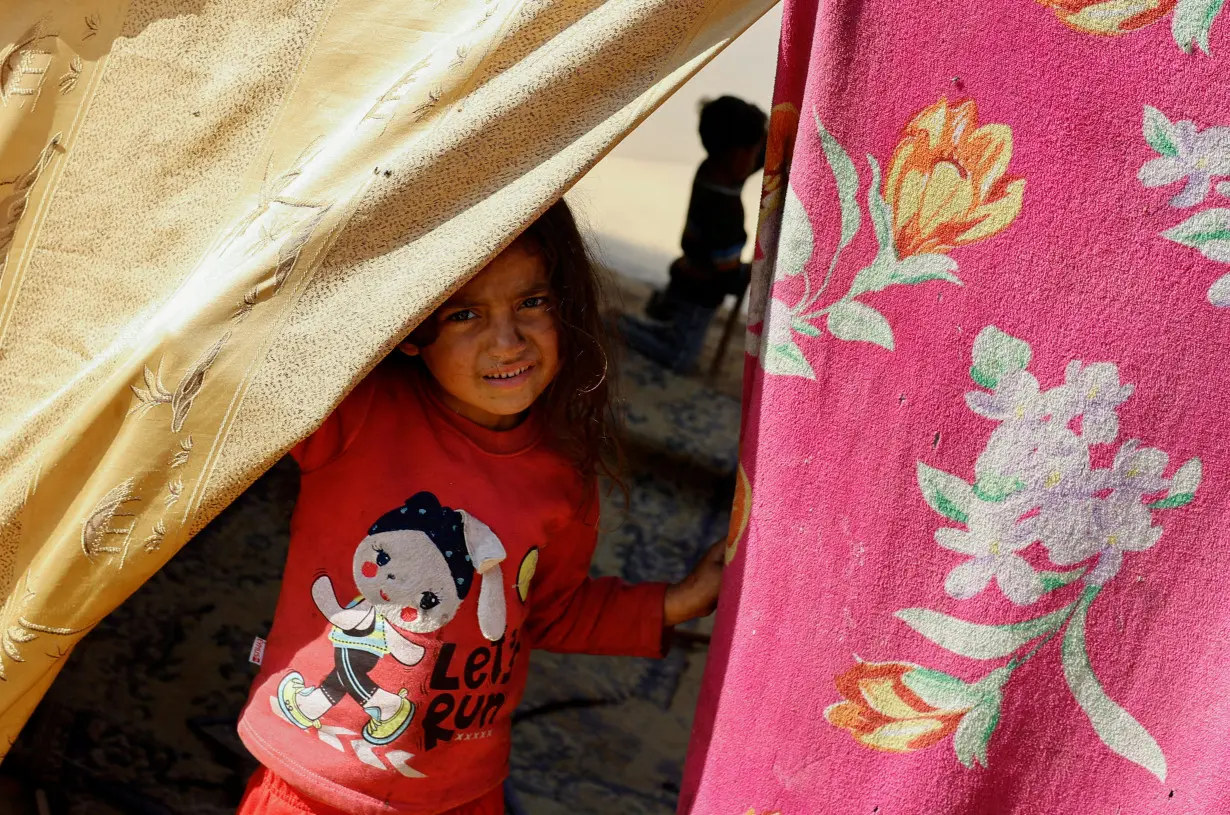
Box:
[5,351,741,815]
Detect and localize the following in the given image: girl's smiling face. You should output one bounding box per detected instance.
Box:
[401,240,560,431]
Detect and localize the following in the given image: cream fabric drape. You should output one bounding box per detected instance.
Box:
[0,0,774,754]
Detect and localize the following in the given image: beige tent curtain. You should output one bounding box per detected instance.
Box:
[0,0,774,755]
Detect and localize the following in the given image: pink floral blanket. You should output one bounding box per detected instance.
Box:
[681,0,1230,811]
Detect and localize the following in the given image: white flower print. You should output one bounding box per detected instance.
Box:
[764,297,796,348]
[1210,272,1230,307]
[1138,119,1230,208]
[964,370,1055,422]
[919,326,1198,603]
[1046,494,1162,587]
[754,297,817,378]
[896,325,1202,782]
[1059,361,1134,445]
[974,419,1089,502]
[748,295,791,359]
[1036,496,1097,559]
[1108,440,1170,496]
[936,504,1043,606]
[1169,458,1203,496]
[1139,108,1230,310]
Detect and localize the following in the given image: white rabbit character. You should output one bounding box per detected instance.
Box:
[275,492,507,745]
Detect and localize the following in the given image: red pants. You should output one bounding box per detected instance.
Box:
[237,767,505,815]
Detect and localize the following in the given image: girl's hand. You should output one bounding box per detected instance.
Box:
[664,538,727,627]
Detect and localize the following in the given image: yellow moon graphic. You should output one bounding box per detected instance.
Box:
[517,547,539,603]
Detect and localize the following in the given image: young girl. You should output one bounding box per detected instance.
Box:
[235,199,725,815]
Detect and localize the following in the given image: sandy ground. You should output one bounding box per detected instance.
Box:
[603,268,747,402]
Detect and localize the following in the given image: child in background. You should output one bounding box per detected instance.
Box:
[621,95,767,374]
[235,200,725,815]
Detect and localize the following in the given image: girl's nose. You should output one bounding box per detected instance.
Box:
[489,313,527,352]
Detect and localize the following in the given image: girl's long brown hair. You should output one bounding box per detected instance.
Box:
[521,199,622,486]
[409,198,622,486]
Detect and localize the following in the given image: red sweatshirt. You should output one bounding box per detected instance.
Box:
[237,358,668,814]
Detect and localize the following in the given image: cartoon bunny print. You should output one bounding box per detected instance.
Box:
[276,492,507,745]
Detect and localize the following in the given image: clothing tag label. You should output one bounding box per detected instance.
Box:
[249,636,266,666]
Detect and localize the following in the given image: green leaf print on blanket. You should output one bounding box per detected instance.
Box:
[1138,105,1230,307]
[826,326,1202,781]
[1173,0,1228,54]
[1062,585,1167,781]
[751,98,1024,376]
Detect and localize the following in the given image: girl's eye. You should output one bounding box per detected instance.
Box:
[445,309,477,323]
[420,591,440,610]
[375,550,391,567]
[521,296,548,309]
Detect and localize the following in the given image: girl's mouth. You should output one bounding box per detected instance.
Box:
[483,363,533,384]
[379,589,390,602]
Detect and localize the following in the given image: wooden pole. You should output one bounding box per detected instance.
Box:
[707,286,746,380]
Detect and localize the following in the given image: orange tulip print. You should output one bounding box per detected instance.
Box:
[1037,0,1178,35]
[825,661,974,753]
[884,98,1025,258]
[753,96,1024,362]
[756,103,801,253]
[725,464,752,565]
[763,103,800,185]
